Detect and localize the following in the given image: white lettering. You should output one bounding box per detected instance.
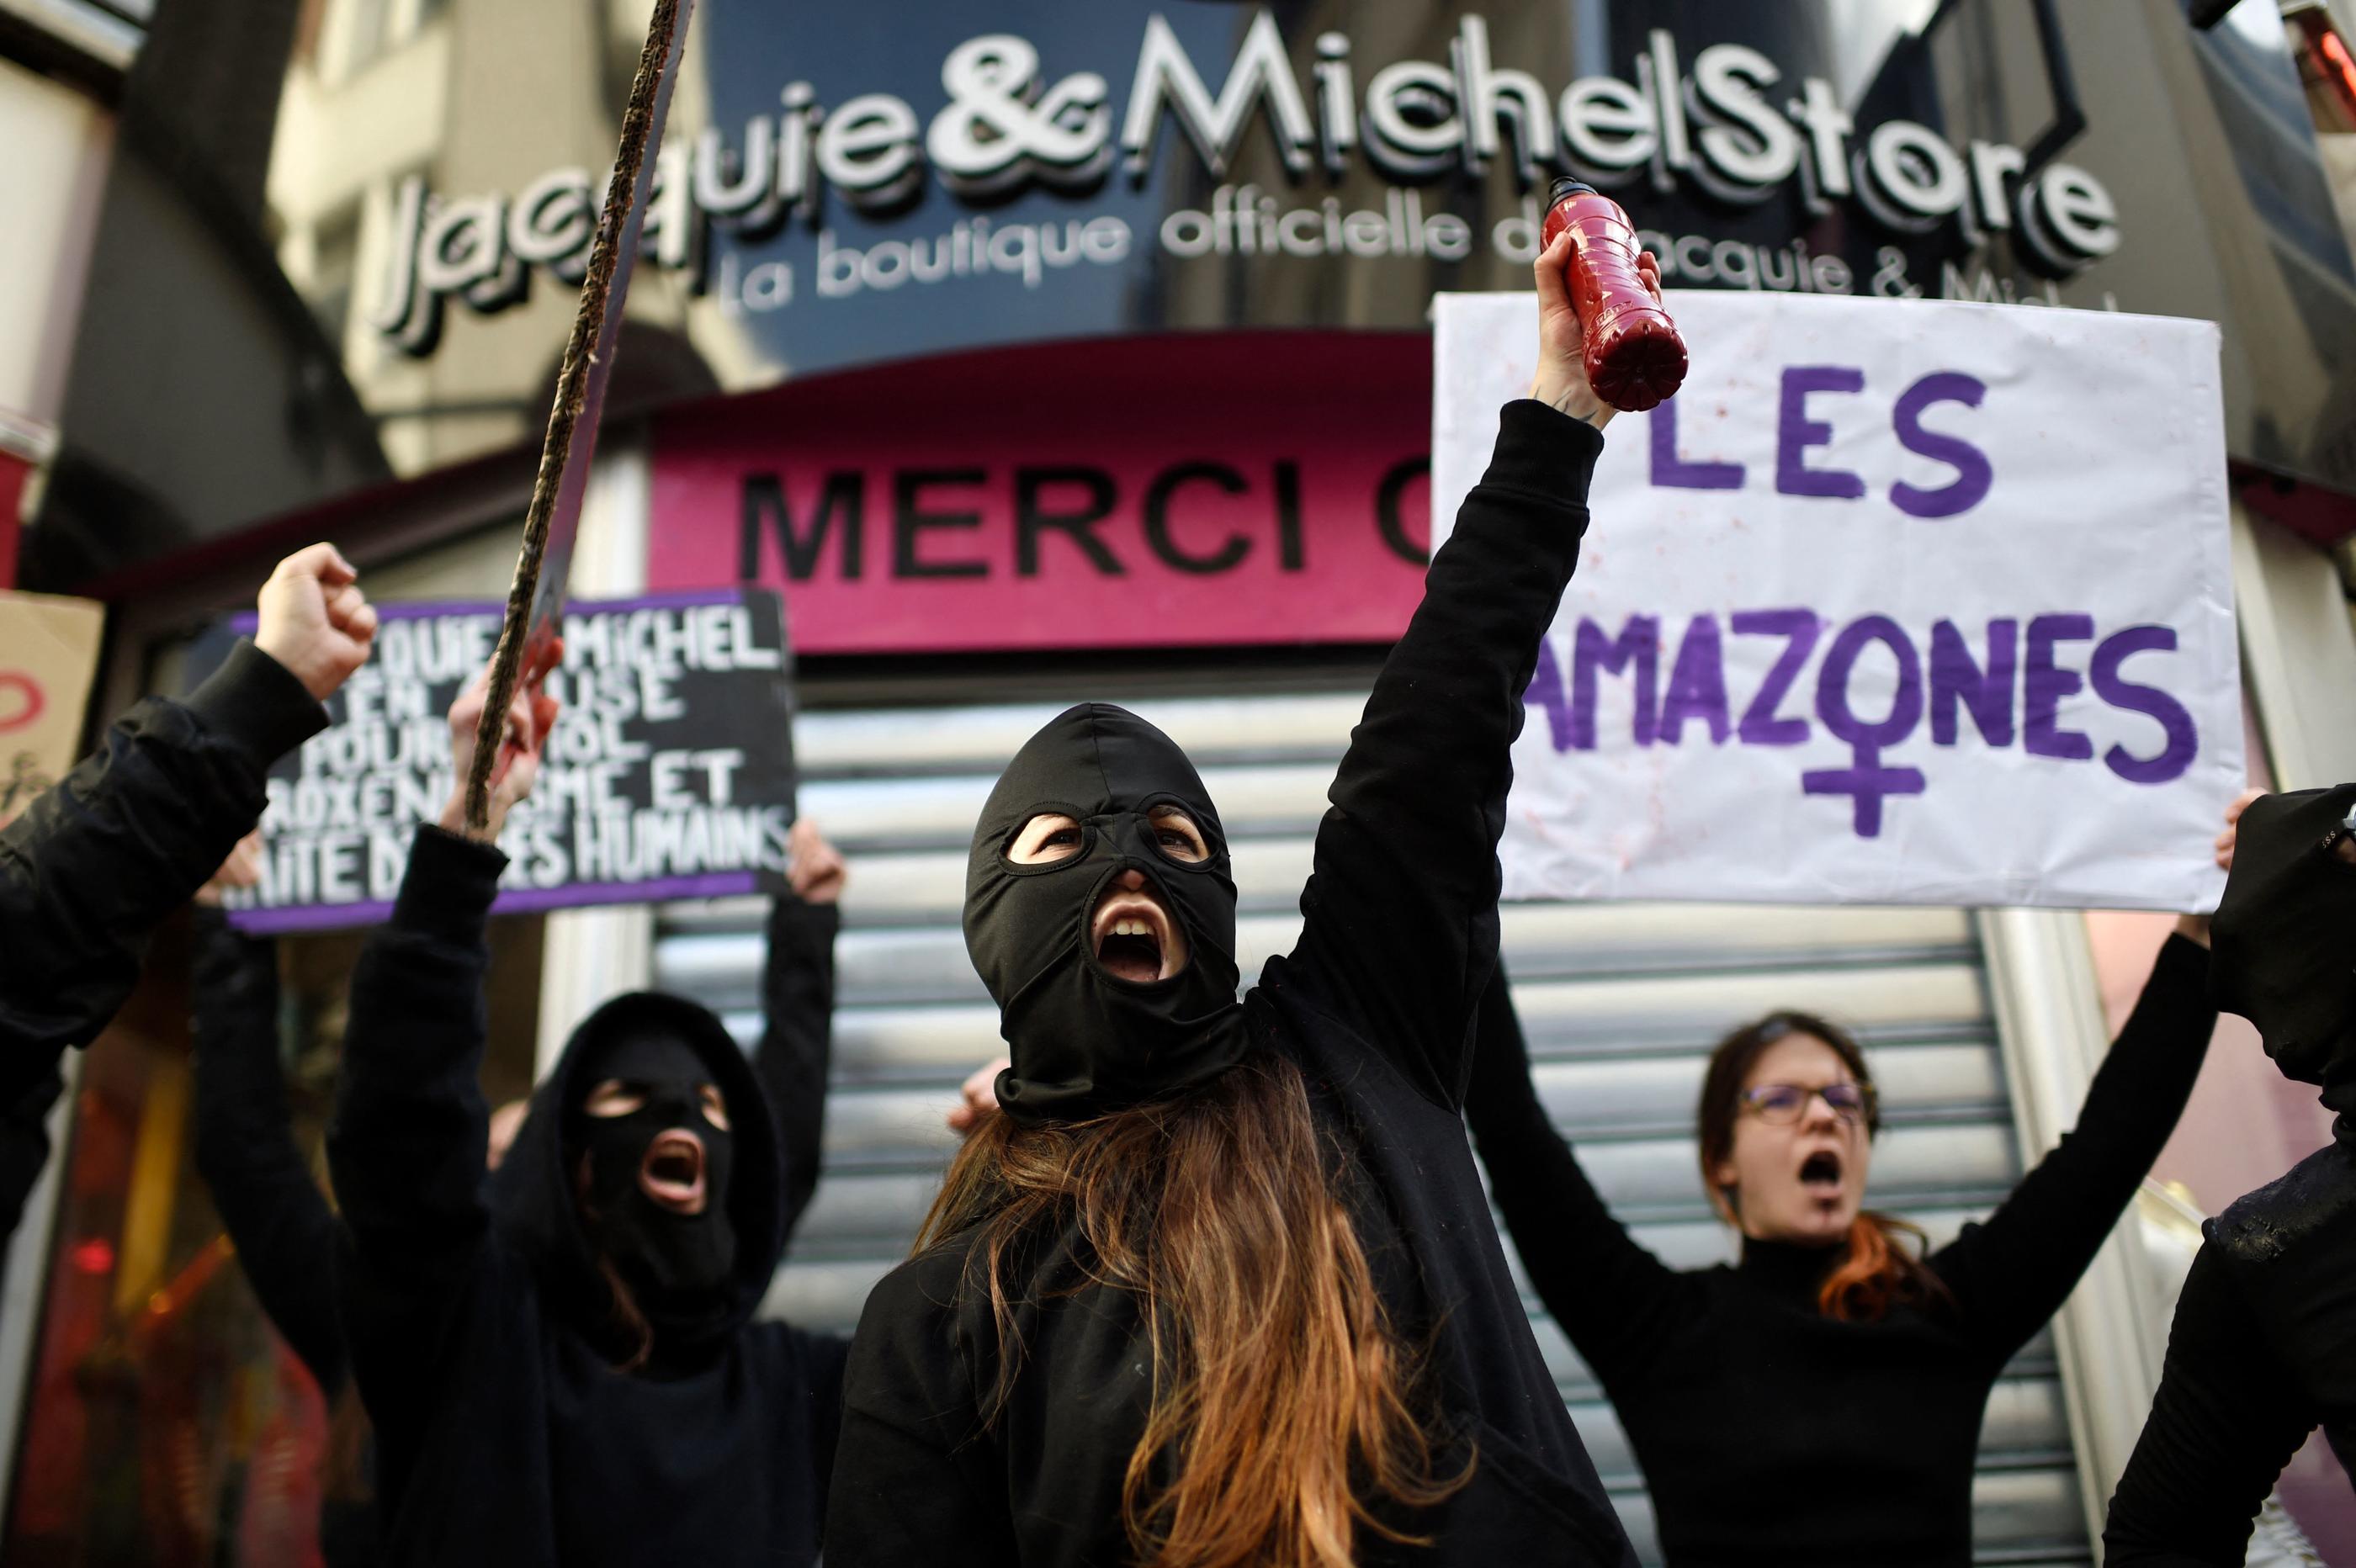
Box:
[1121,10,1313,177]
[1690,44,1798,194]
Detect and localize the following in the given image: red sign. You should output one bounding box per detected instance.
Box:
[649,332,1433,653]
[0,447,29,589]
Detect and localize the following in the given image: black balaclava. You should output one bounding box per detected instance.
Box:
[965,703,1250,1124]
[2210,782,2356,1121]
[565,1027,738,1336]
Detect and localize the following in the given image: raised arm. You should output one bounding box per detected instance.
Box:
[2102,1241,2313,1565]
[1,643,319,1091]
[0,545,369,1102]
[758,819,844,1242]
[1929,930,2215,1355]
[190,902,347,1395]
[327,826,506,1401]
[1283,247,1651,1109]
[1463,962,1692,1385]
[327,669,547,1444]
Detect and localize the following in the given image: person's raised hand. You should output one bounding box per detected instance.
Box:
[254,543,378,701]
[486,1099,532,1172]
[1528,235,1662,432]
[438,664,556,843]
[195,829,265,908]
[945,1055,1009,1136]
[2178,787,2269,946]
[2215,787,2266,873]
[787,818,848,905]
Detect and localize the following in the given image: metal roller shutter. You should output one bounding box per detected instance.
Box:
[653,687,2091,1566]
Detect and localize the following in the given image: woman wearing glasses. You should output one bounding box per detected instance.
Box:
[1462,800,2250,1565]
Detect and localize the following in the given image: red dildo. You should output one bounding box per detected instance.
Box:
[1539,175,1688,412]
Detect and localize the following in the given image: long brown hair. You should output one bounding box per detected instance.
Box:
[916,1050,1468,1568]
[1695,1010,1946,1322]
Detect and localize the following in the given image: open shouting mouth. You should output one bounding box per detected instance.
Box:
[1090,883,1186,983]
[1798,1147,1846,1205]
[639,1129,708,1215]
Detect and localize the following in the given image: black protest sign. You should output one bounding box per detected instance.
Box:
[197,588,794,931]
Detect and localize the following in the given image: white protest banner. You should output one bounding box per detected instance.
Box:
[1432,291,2240,909]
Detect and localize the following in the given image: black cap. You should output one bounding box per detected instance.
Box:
[1548,174,1597,206]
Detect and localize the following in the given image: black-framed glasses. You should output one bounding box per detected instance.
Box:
[1738,1083,1875,1126]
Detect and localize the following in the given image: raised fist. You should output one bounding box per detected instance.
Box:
[787,818,848,906]
[2214,787,2266,874]
[2178,787,2272,946]
[254,543,378,701]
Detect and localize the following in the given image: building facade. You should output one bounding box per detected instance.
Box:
[7,2,2356,1561]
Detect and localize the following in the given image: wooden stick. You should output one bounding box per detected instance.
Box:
[465,0,683,830]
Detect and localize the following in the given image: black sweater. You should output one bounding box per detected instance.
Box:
[192,910,348,1394]
[0,640,326,1237]
[190,908,381,1566]
[2104,1140,2356,1564]
[327,828,846,1566]
[827,402,1637,1567]
[1463,933,2217,1565]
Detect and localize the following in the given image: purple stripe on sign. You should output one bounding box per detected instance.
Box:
[231,899,398,934]
[226,869,766,935]
[550,588,751,616]
[490,871,761,914]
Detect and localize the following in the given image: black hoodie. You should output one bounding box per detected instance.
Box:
[2106,785,2356,1565]
[330,826,847,1567]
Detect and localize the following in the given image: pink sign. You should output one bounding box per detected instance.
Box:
[649,332,1433,653]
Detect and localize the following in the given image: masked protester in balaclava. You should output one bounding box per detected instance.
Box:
[497,998,753,1370]
[825,240,1653,1568]
[328,672,850,1568]
[2108,784,2356,1564]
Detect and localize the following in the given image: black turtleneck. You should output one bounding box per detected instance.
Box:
[2104,1139,2356,1564]
[1464,932,2218,1567]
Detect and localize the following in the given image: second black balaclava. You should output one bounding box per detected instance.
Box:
[965,703,1250,1124]
[566,1028,738,1332]
[2210,782,2356,1119]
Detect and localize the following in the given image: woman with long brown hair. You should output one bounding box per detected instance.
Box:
[824,236,1652,1568]
[1462,807,2247,1565]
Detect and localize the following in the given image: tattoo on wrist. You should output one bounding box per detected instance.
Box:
[1530,384,1604,423]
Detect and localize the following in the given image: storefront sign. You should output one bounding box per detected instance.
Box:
[50,2,2356,598]
[1431,290,2241,909]
[0,590,104,828]
[195,589,797,932]
[373,9,2120,358]
[647,332,1432,653]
